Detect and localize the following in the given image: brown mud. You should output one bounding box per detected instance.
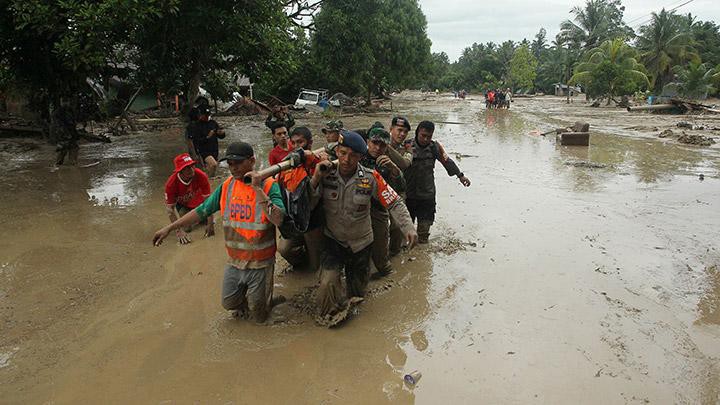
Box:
[1,92,719,404]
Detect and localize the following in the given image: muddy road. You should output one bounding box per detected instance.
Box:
[1,93,719,404]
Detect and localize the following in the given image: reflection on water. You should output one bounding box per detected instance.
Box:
[87,167,152,207]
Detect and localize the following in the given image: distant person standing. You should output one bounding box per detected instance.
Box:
[265,105,295,131]
[185,105,225,177]
[163,153,214,244]
[404,121,471,243]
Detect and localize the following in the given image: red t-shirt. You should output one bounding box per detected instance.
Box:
[268,145,290,165]
[164,168,211,209]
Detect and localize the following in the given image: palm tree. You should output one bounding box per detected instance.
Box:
[666,61,717,100]
[560,0,633,50]
[570,38,649,102]
[636,9,698,93]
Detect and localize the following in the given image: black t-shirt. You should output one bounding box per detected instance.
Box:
[186,120,221,155]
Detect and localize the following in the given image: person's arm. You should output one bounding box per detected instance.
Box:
[386,145,412,170]
[435,142,471,187]
[198,172,215,237]
[153,186,222,246]
[164,184,192,244]
[371,171,417,248]
[213,121,225,139]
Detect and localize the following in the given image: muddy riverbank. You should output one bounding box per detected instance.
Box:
[1,92,719,404]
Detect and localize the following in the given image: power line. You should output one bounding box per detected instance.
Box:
[629,0,695,29]
[624,0,688,25]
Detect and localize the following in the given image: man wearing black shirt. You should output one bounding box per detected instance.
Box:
[186,105,225,177]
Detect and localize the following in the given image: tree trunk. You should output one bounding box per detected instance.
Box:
[184,61,202,118]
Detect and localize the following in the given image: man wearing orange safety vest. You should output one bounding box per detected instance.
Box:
[152,142,286,323]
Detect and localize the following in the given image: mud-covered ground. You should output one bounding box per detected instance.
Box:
[1,92,719,404]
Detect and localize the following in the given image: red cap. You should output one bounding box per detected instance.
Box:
[173,153,196,173]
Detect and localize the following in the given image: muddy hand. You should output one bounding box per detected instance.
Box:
[316,150,330,162]
[204,223,215,238]
[406,231,418,250]
[176,230,192,244]
[459,175,471,187]
[153,227,171,247]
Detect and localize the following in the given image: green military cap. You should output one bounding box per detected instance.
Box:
[367,127,391,144]
[321,120,344,133]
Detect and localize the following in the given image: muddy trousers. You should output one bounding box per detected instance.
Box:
[221,263,274,323]
[316,237,372,316]
[388,216,404,256]
[405,198,436,243]
[371,208,393,275]
[277,227,323,273]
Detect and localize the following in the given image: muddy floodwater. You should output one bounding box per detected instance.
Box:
[1,93,719,404]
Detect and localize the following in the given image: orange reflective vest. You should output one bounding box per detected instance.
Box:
[220,177,277,265]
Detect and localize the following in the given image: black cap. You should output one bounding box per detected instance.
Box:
[219,142,254,162]
[391,116,410,131]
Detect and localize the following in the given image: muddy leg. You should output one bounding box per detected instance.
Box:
[221,265,249,315]
[246,266,272,324]
[316,238,344,316]
[303,228,323,273]
[370,209,392,278]
[417,220,432,244]
[204,155,218,177]
[345,244,372,298]
[389,218,404,257]
[67,145,79,166]
[278,234,306,268]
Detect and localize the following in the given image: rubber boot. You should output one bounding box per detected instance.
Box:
[417,220,432,244]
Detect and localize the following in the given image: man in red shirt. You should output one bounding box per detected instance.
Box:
[164,153,214,244]
[268,124,290,165]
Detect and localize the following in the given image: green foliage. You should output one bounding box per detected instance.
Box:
[570,38,648,99]
[0,0,168,109]
[310,0,432,100]
[636,9,698,93]
[559,0,633,50]
[667,61,717,100]
[131,0,293,105]
[508,44,538,91]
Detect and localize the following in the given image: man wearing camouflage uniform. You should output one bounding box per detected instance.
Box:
[385,116,414,255]
[404,120,471,243]
[311,130,416,317]
[361,128,405,279]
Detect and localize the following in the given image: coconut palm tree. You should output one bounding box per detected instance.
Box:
[570,38,649,102]
[559,0,633,50]
[636,9,698,93]
[666,61,717,100]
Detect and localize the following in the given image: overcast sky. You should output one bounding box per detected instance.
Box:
[419,0,720,61]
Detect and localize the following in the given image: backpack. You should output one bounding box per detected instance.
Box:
[276,151,314,239]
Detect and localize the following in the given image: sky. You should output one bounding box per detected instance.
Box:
[418,0,720,61]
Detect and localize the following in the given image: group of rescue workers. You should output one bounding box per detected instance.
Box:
[485,88,513,109]
[153,111,471,324]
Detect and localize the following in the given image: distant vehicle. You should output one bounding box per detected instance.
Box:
[294,88,328,108]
